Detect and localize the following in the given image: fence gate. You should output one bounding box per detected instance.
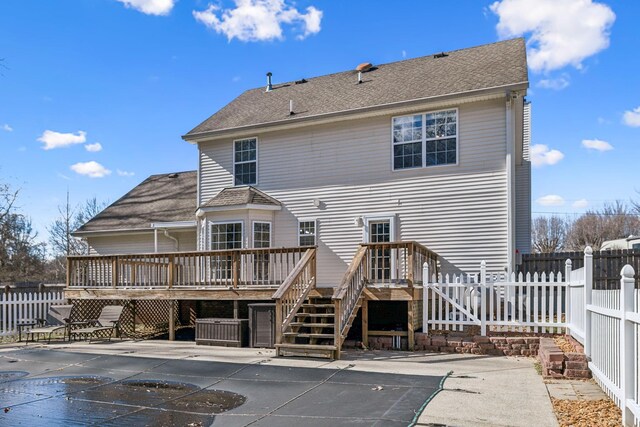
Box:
[426,277,481,332]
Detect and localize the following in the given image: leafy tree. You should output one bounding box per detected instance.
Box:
[532,215,569,253]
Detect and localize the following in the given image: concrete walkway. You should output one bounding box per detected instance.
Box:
[0,340,558,426]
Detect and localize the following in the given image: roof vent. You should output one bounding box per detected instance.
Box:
[295,78,307,85]
[356,62,372,72]
[168,173,179,178]
[266,72,273,92]
[433,52,448,59]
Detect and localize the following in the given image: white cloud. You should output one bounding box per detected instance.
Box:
[490,0,615,73]
[37,130,87,150]
[70,161,111,178]
[581,138,613,151]
[402,50,407,59]
[530,144,564,167]
[622,106,640,127]
[116,0,174,16]
[536,74,570,90]
[572,199,589,209]
[84,142,103,152]
[57,173,71,181]
[193,0,323,42]
[117,169,135,177]
[537,194,565,206]
[2,124,13,132]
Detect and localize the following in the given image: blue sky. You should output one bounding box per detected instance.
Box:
[0,0,638,247]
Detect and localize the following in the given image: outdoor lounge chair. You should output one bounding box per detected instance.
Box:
[25,304,74,344]
[70,305,124,342]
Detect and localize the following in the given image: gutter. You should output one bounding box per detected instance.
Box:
[183,81,529,143]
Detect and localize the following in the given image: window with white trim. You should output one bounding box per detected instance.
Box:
[253,222,271,248]
[298,220,316,246]
[393,109,457,170]
[210,222,243,250]
[234,137,257,185]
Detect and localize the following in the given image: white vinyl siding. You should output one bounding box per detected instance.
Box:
[199,98,511,285]
[515,101,532,254]
[87,230,197,255]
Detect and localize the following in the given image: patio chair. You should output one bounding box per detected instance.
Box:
[25,304,74,344]
[70,305,124,342]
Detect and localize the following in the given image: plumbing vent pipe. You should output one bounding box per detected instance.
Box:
[266,72,273,92]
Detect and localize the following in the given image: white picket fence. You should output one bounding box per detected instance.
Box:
[0,291,66,338]
[423,260,570,335]
[585,264,640,427]
[423,247,640,426]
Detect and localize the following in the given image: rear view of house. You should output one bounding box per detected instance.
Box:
[69,38,531,358]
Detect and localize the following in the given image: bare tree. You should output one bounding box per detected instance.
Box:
[532,215,569,253]
[566,201,640,251]
[48,194,106,257]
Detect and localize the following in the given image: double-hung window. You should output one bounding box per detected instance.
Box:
[393,109,457,170]
[298,220,316,246]
[234,137,257,185]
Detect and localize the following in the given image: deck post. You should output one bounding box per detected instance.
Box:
[168,300,175,341]
[407,243,414,287]
[361,299,369,348]
[66,257,72,287]
[233,300,239,319]
[334,298,342,360]
[274,299,283,354]
[407,300,414,350]
[112,256,118,289]
[233,252,239,288]
[168,255,174,288]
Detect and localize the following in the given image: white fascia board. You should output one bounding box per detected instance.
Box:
[183,83,527,143]
[72,228,155,238]
[196,204,281,216]
[150,221,197,229]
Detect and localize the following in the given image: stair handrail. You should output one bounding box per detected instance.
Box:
[272,248,317,344]
[332,245,369,345]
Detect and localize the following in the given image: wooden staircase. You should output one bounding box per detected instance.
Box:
[275,297,338,359]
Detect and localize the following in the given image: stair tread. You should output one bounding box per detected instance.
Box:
[302,304,335,308]
[283,332,334,338]
[296,313,334,317]
[276,343,337,350]
[290,322,335,328]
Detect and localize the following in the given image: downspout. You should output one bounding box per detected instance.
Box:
[505,92,516,275]
[163,229,179,251]
[154,229,158,253]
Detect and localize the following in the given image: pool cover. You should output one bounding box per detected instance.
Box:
[0,347,443,426]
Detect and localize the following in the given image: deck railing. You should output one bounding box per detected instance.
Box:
[333,241,439,349]
[67,247,312,289]
[272,248,316,345]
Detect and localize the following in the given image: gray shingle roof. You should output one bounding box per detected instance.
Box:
[201,186,281,209]
[74,171,197,234]
[185,38,527,137]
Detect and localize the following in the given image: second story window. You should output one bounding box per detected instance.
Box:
[234,137,257,185]
[393,109,457,170]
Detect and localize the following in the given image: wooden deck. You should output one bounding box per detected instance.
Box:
[66,242,439,358]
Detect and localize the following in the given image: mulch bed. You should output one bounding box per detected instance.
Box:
[551,398,621,427]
